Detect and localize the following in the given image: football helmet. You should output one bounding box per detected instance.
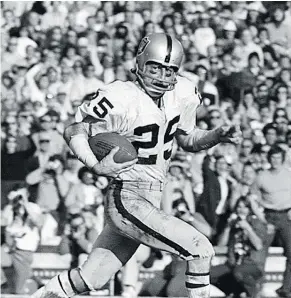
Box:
[135,33,184,98]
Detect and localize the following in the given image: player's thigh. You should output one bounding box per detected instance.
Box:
[81,224,140,283]
[107,187,213,259]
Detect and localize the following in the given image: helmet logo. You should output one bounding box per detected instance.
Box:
[137,36,150,56]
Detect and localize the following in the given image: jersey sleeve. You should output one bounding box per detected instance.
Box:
[75,81,129,137]
[176,76,202,134]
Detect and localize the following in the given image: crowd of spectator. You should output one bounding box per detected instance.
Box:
[1,1,291,298]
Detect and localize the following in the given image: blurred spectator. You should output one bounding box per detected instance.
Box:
[121,245,151,298]
[252,145,291,297]
[262,123,278,146]
[265,7,291,50]
[207,106,224,129]
[32,113,66,156]
[63,152,83,184]
[211,196,270,298]
[233,28,264,70]
[1,185,43,294]
[230,162,257,208]
[1,135,36,209]
[196,155,238,243]
[162,161,195,215]
[192,13,216,57]
[65,167,107,215]
[58,212,98,268]
[172,198,212,239]
[2,36,24,73]
[27,154,70,234]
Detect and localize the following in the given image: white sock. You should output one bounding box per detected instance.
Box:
[187,285,210,298]
[186,271,210,298]
[31,272,75,298]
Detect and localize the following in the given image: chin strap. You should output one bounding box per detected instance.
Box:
[131,67,176,98]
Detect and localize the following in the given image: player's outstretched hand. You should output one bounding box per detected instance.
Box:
[219,125,243,145]
[92,147,138,178]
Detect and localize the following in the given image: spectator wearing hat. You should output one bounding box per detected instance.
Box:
[233,28,264,70]
[192,12,216,57]
[222,20,238,53]
[245,2,264,27]
[252,145,291,298]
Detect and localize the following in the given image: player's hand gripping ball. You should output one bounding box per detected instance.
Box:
[89,133,138,163]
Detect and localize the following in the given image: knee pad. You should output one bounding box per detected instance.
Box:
[190,234,215,259]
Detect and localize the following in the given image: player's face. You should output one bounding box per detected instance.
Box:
[142,62,177,98]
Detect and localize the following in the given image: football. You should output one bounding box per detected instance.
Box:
[88,133,138,163]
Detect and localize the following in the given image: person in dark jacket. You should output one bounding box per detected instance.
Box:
[196,154,237,243]
[1,135,36,209]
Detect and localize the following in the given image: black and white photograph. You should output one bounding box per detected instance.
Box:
[1,2,291,298]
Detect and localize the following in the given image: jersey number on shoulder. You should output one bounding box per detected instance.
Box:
[132,116,180,165]
[93,96,114,118]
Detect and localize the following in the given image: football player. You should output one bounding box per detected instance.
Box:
[33,33,242,298]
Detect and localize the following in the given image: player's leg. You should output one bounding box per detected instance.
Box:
[32,224,139,298]
[107,181,214,298]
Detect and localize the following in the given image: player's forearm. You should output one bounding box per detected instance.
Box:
[176,127,221,152]
[63,122,98,169]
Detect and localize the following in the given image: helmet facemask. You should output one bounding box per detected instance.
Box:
[135,62,178,98]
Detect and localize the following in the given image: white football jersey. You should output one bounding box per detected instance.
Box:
[76,76,201,182]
